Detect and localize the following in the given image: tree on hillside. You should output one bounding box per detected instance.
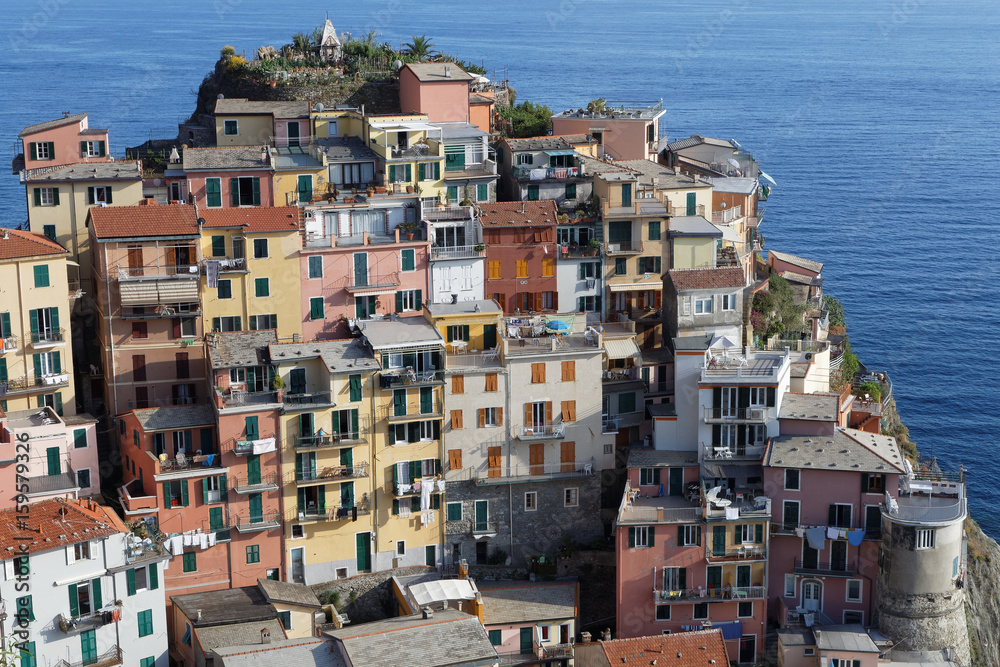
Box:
[498,100,553,138]
[404,35,436,62]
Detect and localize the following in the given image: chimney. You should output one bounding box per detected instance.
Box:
[196,610,202,621]
[444,65,451,78]
[422,607,433,619]
[673,165,681,176]
[601,628,612,641]
[261,628,271,644]
[261,147,269,164]
[2,230,8,240]
[580,631,592,643]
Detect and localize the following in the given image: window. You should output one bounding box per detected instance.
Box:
[87,186,112,205]
[447,502,462,521]
[525,492,537,511]
[692,602,708,620]
[516,259,529,277]
[618,391,636,414]
[655,605,671,620]
[395,540,406,556]
[737,601,753,618]
[561,401,576,422]
[16,595,34,623]
[211,235,226,257]
[32,141,53,160]
[784,574,796,597]
[13,556,29,577]
[249,314,277,330]
[517,153,534,165]
[564,488,579,507]
[614,257,627,275]
[75,542,91,560]
[803,648,816,657]
[916,528,936,549]
[33,265,49,288]
[565,183,577,199]
[694,298,713,314]
[254,277,269,297]
[33,187,57,207]
[561,360,576,381]
[137,609,153,637]
[179,317,197,336]
[309,297,324,320]
[401,248,415,272]
[291,524,305,539]
[182,552,197,572]
[232,176,262,206]
[485,373,498,392]
[679,525,701,547]
[205,178,222,208]
[165,479,189,507]
[488,260,501,280]
[447,185,458,203]
[246,545,260,564]
[531,362,545,383]
[214,316,241,332]
[640,468,659,486]
[131,321,148,339]
[829,503,853,529]
[539,625,549,642]
[721,293,738,311]
[452,375,465,394]
[578,262,597,279]
[77,469,91,489]
[480,407,498,427]
[846,579,862,602]
[217,279,232,299]
[578,295,601,312]
[542,257,555,277]
[72,428,88,449]
[224,119,238,135]
[527,184,539,200]
[489,629,502,646]
[648,221,661,240]
[297,175,313,203]
[308,255,323,278]
[843,610,864,625]
[638,256,661,273]
[140,658,155,667]
[738,524,755,544]
[478,183,489,201]
[749,387,767,407]
[863,473,886,494]
[830,660,861,667]
[253,238,268,258]
[349,374,362,401]
[785,469,800,490]
[396,289,421,312]
[449,325,469,342]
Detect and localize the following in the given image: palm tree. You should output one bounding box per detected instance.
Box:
[404,35,436,62]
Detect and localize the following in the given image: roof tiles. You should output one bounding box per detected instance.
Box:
[0,229,68,260]
[200,206,300,232]
[19,113,88,137]
[668,268,745,290]
[182,145,272,171]
[89,203,200,240]
[598,629,730,666]
[0,499,127,559]
[478,200,559,227]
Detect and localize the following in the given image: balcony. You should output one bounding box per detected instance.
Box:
[58,607,116,634]
[701,352,789,383]
[512,165,583,181]
[429,244,485,261]
[0,373,68,396]
[668,204,707,218]
[885,494,967,525]
[290,502,371,523]
[118,480,159,516]
[705,496,771,521]
[516,423,566,440]
[394,477,441,498]
[379,369,444,389]
[793,558,856,578]
[1,334,17,353]
[475,460,594,485]
[388,143,441,160]
[605,240,642,254]
[283,391,334,408]
[205,256,247,272]
[541,644,574,660]
[443,159,497,180]
[382,400,444,422]
[471,520,500,537]
[654,585,765,603]
[712,205,743,225]
[702,444,767,461]
[232,511,281,532]
[780,598,835,628]
[708,545,768,561]
[422,203,475,222]
[602,417,619,434]
[603,367,641,384]
[231,472,279,493]
[120,305,202,321]
[702,407,770,423]
[30,327,66,348]
[54,646,123,667]
[221,389,280,410]
[293,462,369,486]
[344,272,400,292]
[557,243,602,260]
[293,427,367,450]
[25,469,78,496]
[157,454,223,475]
[115,263,200,281]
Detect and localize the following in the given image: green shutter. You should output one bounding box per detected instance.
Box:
[649,526,655,547]
[53,351,61,374]
[30,142,37,160]
[402,248,415,271]
[149,564,158,590]
[91,578,102,609]
[33,354,42,379]
[82,141,89,157]
[434,162,441,179]
[47,142,55,159]
[211,236,225,257]
[1,311,12,337]
[252,177,261,205]
[52,188,60,205]
[415,290,422,311]
[396,291,404,313]
[50,306,59,332]
[54,393,62,416]
[230,178,240,206]
[88,187,97,205]
[104,187,111,204]
[98,141,106,157]
[180,480,189,506]
[405,164,412,182]
[478,183,487,201]
[628,527,636,548]
[246,416,259,439]
[33,188,41,207]
[392,499,399,515]
[69,584,79,617]
[755,523,764,543]
[389,165,396,182]
[33,265,49,287]
[418,163,425,180]
[212,317,221,332]
[219,474,227,497]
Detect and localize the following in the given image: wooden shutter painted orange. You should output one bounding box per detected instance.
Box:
[561,441,575,473]
[496,407,503,425]
[531,363,545,383]
[448,449,463,470]
[561,361,575,381]
[485,373,498,392]
[561,400,576,422]
[478,408,486,428]
[544,401,553,425]
[488,446,501,477]
[524,403,532,428]
[529,443,544,476]
[450,409,463,429]
[452,375,464,394]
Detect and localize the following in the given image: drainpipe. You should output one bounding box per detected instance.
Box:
[505,362,514,558]
[104,538,122,657]
[105,245,119,413]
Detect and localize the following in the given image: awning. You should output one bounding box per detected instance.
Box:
[119,280,199,306]
[608,282,662,292]
[368,120,440,132]
[544,149,578,157]
[714,223,742,244]
[119,282,159,306]
[604,338,641,361]
[702,463,763,484]
[158,281,199,302]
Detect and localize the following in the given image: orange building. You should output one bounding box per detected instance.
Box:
[480,201,559,314]
[398,63,474,123]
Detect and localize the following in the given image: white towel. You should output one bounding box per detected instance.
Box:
[420,512,428,526]
[436,480,446,493]
[827,526,839,540]
[170,536,184,555]
[183,534,193,547]
[207,533,217,547]
[199,533,209,549]
[420,478,432,511]
[725,506,739,520]
[252,437,276,454]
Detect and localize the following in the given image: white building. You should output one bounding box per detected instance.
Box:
[424,203,485,304]
[0,498,169,667]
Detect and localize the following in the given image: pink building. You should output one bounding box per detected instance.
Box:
[614,450,767,664]
[551,102,666,161]
[16,112,111,172]
[398,63,474,122]
[764,392,904,628]
[180,146,275,210]
[479,581,578,663]
[299,230,429,340]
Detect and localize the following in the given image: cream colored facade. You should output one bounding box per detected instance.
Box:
[214,115,274,147]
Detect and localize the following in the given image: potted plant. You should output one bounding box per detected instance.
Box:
[271,374,285,401]
[366,185,375,197]
[399,221,418,240]
[406,184,415,194]
[474,242,486,252]
[587,238,601,256]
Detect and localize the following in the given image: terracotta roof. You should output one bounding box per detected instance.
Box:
[89,203,200,240]
[402,62,474,83]
[668,267,745,290]
[0,498,127,559]
[768,249,823,275]
[598,629,729,666]
[201,206,300,232]
[0,229,68,260]
[19,113,87,137]
[182,145,272,172]
[214,98,310,118]
[478,200,559,227]
[24,160,142,183]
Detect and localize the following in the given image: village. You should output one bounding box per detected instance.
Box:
[0,23,973,667]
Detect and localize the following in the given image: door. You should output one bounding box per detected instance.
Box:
[286,121,300,147]
[686,191,697,216]
[247,455,261,485]
[520,626,533,653]
[706,566,722,596]
[487,446,502,478]
[668,468,684,496]
[340,446,354,474]
[529,443,544,476]
[736,564,751,589]
[560,441,575,474]
[299,412,314,440]
[712,525,727,557]
[419,386,433,414]
[831,540,848,572]
[424,545,436,567]
[356,533,371,572]
[474,500,488,532]
[801,581,821,611]
[865,505,882,538]
[783,501,799,532]
[80,629,97,666]
[738,635,756,664]
[127,245,143,277]
[531,402,546,430]
[290,368,307,395]
[476,541,488,565]
[622,183,632,207]
[46,447,60,475]
[353,253,368,287]
[291,546,305,583]
[341,481,354,509]
[483,324,497,350]
[802,544,818,570]
[249,493,263,522]
[560,624,569,644]
[393,389,407,416]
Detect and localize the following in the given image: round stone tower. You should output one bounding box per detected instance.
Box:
[877,471,969,664]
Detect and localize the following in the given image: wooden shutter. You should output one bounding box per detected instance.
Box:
[529,443,544,475]
[448,449,462,470]
[561,400,576,422]
[478,408,486,428]
[252,177,261,205]
[487,446,501,477]
[452,375,464,394]
[544,401,553,424]
[450,409,463,429]
[496,407,503,425]
[485,373,498,391]
[524,403,532,427]
[561,361,575,381]
[560,441,575,473]
[230,178,240,206]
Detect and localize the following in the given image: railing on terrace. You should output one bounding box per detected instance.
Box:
[114,263,200,280]
[701,352,789,381]
[120,306,202,321]
[708,545,767,560]
[0,372,68,395]
[702,444,767,461]
[231,472,279,493]
[203,256,246,272]
[541,644,574,659]
[654,585,766,602]
[712,205,743,224]
[705,497,771,520]
[444,159,497,178]
[602,417,619,433]
[885,496,966,524]
[266,134,318,148]
[1,334,17,353]
[603,367,640,382]
[422,203,475,221]
[54,645,123,667]
[557,243,602,260]
[517,423,566,439]
[668,204,707,217]
[470,520,501,535]
[293,462,369,484]
[475,460,594,484]
[283,391,333,406]
[619,504,702,525]
[702,407,770,423]
[30,328,66,345]
[758,338,830,354]
[290,502,371,523]
[512,165,582,180]
[293,426,367,449]
[783,604,835,628]
[222,389,279,409]
[793,558,856,577]
[605,240,641,254]
[429,244,484,261]
[379,369,444,388]
[158,454,223,473]
[232,511,281,532]
[381,400,444,421]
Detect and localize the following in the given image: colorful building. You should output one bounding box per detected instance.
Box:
[180,145,275,210]
[213,99,312,148]
[551,101,666,161]
[479,580,578,665]
[399,63,475,123]
[480,200,559,315]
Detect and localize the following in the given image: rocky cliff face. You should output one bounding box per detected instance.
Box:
[963,520,1000,666]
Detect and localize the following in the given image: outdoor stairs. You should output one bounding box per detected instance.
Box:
[762,629,779,666]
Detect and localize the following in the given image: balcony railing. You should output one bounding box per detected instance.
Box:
[471,520,500,535]
[603,367,640,383]
[702,407,770,423]
[654,585,765,602]
[115,264,200,281]
[157,454,223,474]
[394,477,441,498]
[294,427,367,450]
[1,335,18,353]
[222,390,279,409]
[293,462,369,485]
[382,400,444,421]
[516,424,566,440]
[702,444,767,461]
[422,204,475,222]
[712,205,743,225]
[557,243,602,260]
[54,646,123,667]
[793,558,856,577]
[30,328,66,346]
[602,417,619,433]
[283,391,334,407]
[231,472,279,493]
[885,496,967,524]
[541,644,574,659]
[232,511,281,532]
[512,166,581,180]
[668,204,707,217]
[605,240,641,254]
[475,460,594,485]
[379,369,444,388]
[290,502,371,523]
[708,545,767,561]
[429,245,485,261]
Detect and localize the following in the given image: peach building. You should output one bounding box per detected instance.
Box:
[551,101,665,161]
[399,63,474,123]
[180,146,275,211]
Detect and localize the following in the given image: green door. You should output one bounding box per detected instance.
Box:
[445,151,465,171]
[286,121,300,147]
[668,468,684,496]
[520,626,533,653]
[297,175,312,203]
[419,386,433,414]
[354,253,368,287]
[425,545,436,566]
[340,446,354,471]
[393,389,407,416]
[712,525,727,557]
[247,455,261,485]
[686,191,697,216]
[299,412,314,438]
[81,629,97,666]
[475,500,488,532]
[622,183,632,207]
[46,447,60,475]
[249,493,263,522]
[290,368,307,395]
[483,324,497,349]
[356,532,371,571]
[737,564,751,588]
[341,481,354,509]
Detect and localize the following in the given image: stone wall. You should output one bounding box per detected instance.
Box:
[311,565,431,625]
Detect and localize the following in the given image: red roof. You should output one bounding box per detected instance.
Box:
[201,206,300,232]
[89,202,200,239]
[598,629,729,666]
[0,498,128,559]
[478,200,559,227]
[0,229,68,260]
[668,267,745,291]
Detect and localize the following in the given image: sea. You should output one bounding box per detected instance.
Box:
[2,0,998,533]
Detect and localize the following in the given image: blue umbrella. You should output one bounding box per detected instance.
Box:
[546,320,570,331]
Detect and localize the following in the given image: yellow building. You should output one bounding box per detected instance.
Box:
[199,207,303,340]
[213,99,311,148]
[270,146,329,208]
[269,339,379,582]
[0,229,77,416]
[361,317,446,570]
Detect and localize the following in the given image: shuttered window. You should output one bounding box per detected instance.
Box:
[561,361,575,381]
[531,363,545,383]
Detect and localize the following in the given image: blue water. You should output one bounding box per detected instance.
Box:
[3,1,998,532]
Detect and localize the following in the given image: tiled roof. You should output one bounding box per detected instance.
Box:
[132,404,216,432]
[768,249,823,275]
[89,203,200,240]
[478,200,559,227]
[0,499,127,559]
[79,128,108,136]
[201,206,300,232]
[477,581,576,625]
[766,427,905,474]
[209,330,277,369]
[779,393,840,422]
[214,98,310,118]
[196,619,286,654]
[24,160,142,183]
[0,229,68,260]
[403,62,474,83]
[317,137,380,162]
[665,135,736,152]
[503,136,582,152]
[19,113,87,137]
[626,448,698,468]
[615,159,709,189]
[173,586,275,626]
[212,638,345,667]
[257,578,321,608]
[668,268,745,290]
[182,145,272,171]
[469,93,494,105]
[598,629,730,666]
[269,339,380,373]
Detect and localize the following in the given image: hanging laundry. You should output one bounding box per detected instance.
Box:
[252,437,276,454]
[847,530,865,546]
[826,526,839,540]
[805,527,827,551]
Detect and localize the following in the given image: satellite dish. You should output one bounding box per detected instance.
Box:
[217,93,225,99]
[153,178,163,186]
[314,103,325,112]
[730,138,741,148]
[394,59,403,70]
